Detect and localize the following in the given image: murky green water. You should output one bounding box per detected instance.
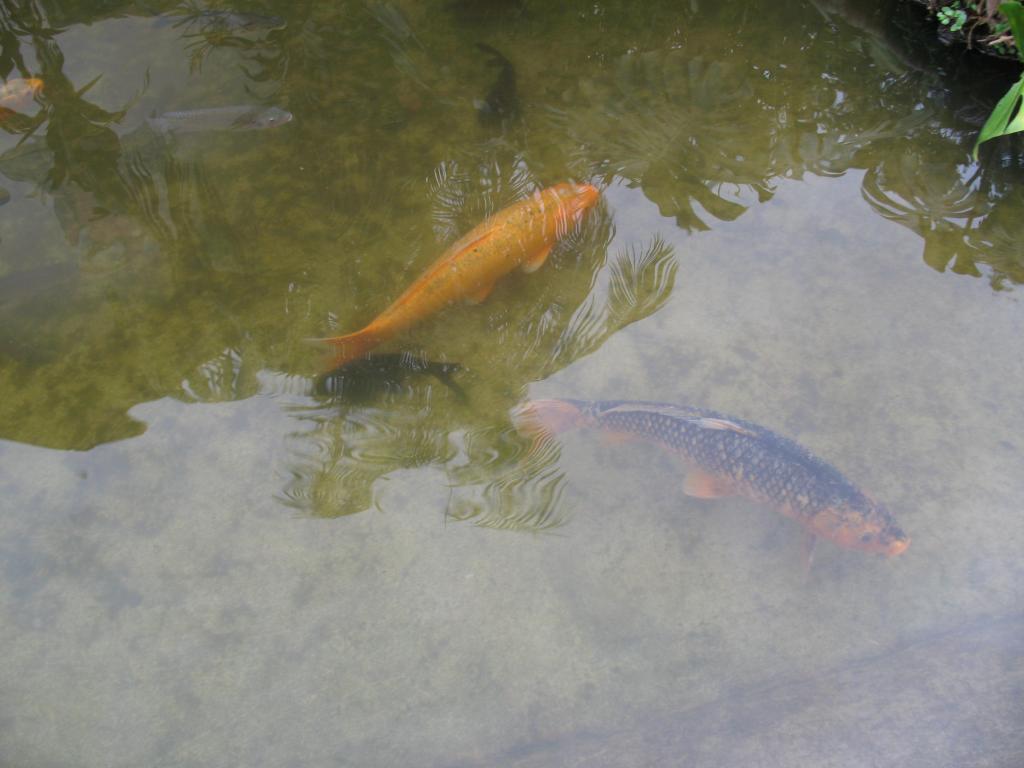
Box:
[2,0,1023,765]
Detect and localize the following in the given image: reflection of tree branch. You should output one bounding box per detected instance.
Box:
[541,236,676,378]
[857,151,1023,285]
[162,0,287,75]
[278,401,457,519]
[278,232,676,527]
[445,428,569,532]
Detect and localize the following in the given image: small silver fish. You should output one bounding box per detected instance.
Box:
[147,105,293,134]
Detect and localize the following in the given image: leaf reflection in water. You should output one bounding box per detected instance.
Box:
[279,400,457,519]
[426,154,539,247]
[445,425,569,533]
[279,233,677,530]
[860,149,995,281]
[540,236,676,378]
[563,50,767,231]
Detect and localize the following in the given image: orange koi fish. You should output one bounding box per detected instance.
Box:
[514,399,909,560]
[0,78,44,111]
[313,182,600,370]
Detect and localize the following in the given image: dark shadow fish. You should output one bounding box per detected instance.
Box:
[474,43,519,127]
[146,105,292,134]
[315,352,467,404]
[513,399,909,561]
[0,186,9,205]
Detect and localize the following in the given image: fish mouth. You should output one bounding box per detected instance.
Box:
[510,399,585,438]
[885,537,910,557]
[571,183,600,211]
[549,182,600,215]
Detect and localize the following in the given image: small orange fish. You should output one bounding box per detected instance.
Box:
[0,78,44,111]
[313,182,600,370]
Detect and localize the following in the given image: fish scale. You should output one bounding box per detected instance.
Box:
[312,183,600,370]
[515,398,909,557]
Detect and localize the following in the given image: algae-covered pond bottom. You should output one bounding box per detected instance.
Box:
[2,0,1023,765]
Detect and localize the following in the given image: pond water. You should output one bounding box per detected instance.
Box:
[2,0,1023,765]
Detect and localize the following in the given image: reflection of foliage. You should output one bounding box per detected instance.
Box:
[541,237,676,378]
[860,149,1024,285]
[165,2,287,74]
[961,185,1024,289]
[425,155,538,245]
[118,126,242,270]
[280,394,572,533]
[279,229,677,527]
[445,426,569,531]
[562,50,771,231]
[0,1,146,197]
[278,400,457,519]
[4,0,1024,462]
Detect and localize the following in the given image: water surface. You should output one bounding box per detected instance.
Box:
[1,0,1023,765]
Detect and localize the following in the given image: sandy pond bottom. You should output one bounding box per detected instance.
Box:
[2,178,1023,767]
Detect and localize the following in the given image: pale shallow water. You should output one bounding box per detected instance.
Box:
[1,1,1023,765]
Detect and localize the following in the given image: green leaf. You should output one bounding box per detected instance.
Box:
[973,73,1024,157]
[999,1,1024,61]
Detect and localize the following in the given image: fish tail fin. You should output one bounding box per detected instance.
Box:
[306,328,382,371]
[511,399,588,440]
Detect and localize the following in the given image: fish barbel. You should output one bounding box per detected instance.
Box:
[513,399,909,557]
[313,182,600,370]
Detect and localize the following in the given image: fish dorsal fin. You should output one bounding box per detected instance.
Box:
[683,468,735,499]
[520,244,553,274]
[688,417,758,437]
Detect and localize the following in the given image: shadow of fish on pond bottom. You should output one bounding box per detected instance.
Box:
[316,351,468,405]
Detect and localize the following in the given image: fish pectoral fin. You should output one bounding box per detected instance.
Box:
[520,244,553,274]
[465,280,497,304]
[801,530,818,574]
[683,468,735,499]
[598,430,635,446]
